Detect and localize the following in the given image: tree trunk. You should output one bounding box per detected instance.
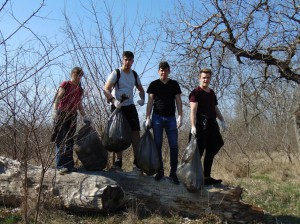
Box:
[0,156,265,223]
[295,104,300,152]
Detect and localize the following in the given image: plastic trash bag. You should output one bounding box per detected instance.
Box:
[74,123,108,170]
[177,135,204,192]
[136,128,160,176]
[102,109,132,152]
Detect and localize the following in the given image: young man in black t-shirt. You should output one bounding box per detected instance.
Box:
[145,61,183,184]
[189,68,226,185]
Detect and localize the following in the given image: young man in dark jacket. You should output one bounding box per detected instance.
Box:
[189,68,226,185]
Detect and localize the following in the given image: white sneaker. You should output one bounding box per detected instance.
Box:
[132,166,143,176]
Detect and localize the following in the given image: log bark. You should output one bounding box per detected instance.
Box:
[0,156,265,223]
[0,156,124,211]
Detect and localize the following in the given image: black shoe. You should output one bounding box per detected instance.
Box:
[169,173,180,185]
[154,172,164,181]
[68,167,78,172]
[204,177,222,185]
[113,159,122,169]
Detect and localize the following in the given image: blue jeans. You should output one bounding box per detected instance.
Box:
[152,113,178,175]
[54,112,77,170]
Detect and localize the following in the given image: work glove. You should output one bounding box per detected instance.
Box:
[220,120,227,132]
[83,115,91,124]
[145,117,151,128]
[137,99,145,106]
[52,109,58,121]
[177,115,182,128]
[191,127,197,136]
[113,99,122,109]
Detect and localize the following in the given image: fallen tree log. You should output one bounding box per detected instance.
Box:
[0,156,265,223]
[0,156,124,211]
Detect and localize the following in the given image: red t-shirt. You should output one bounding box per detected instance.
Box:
[58,81,83,113]
[189,86,218,119]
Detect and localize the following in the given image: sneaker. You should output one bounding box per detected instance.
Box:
[58,167,69,175]
[154,172,164,181]
[112,159,122,169]
[132,166,143,176]
[58,167,77,175]
[204,177,222,185]
[169,173,180,185]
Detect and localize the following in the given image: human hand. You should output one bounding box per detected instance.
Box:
[137,99,145,106]
[113,99,122,109]
[191,127,197,136]
[145,117,151,128]
[177,115,182,128]
[52,109,58,120]
[83,115,91,124]
[220,120,227,131]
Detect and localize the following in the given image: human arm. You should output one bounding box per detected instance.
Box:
[145,93,154,127]
[53,87,65,111]
[52,87,65,120]
[136,84,145,106]
[103,80,121,108]
[190,102,198,135]
[175,94,183,128]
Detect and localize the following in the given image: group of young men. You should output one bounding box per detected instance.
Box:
[51,51,226,185]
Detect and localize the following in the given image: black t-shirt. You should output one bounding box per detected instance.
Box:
[147,79,182,116]
[189,86,218,119]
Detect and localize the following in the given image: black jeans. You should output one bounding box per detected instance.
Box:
[52,111,77,169]
[189,117,224,177]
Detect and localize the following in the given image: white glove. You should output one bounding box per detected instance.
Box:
[52,109,58,120]
[220,120,227,131]
[191,127,197,136]
[145,117,151,128]
[83,115,91,124]
[137,99,145,106]
[177,115,182,128]
[113,99,122,109]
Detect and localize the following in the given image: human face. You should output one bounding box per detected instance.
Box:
[71,70,84,84]
[199,72,211,88]
[122,56,134,71]
[158,68,170,81]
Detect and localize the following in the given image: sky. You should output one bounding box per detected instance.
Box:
[1,0,173,45]
[0,0,183,120]
[0,0,178,82]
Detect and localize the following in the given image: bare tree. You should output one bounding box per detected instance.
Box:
[162,0,300,152]
[58,1,160,166]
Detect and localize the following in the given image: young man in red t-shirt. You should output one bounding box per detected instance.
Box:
[189,68,226,185]
[51,67,90,174]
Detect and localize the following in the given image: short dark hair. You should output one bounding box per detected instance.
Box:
[199,68,212,76]
[123,51,134,59]
[158,61,170,70]
[71,67,84,76]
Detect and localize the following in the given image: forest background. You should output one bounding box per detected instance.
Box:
[0,0,299,223]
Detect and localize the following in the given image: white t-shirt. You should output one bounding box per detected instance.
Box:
[107,68,141,106]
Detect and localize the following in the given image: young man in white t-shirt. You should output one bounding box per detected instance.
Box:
[103,51,145,171]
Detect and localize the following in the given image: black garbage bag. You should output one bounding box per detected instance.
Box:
[74,123,108,170]
[102,109,132,152]
[136,128,160,176]
[177,135,204,192]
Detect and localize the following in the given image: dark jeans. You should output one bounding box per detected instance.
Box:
[191,117,224,177]
[53,111,77,170]
[152,113,178,175]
